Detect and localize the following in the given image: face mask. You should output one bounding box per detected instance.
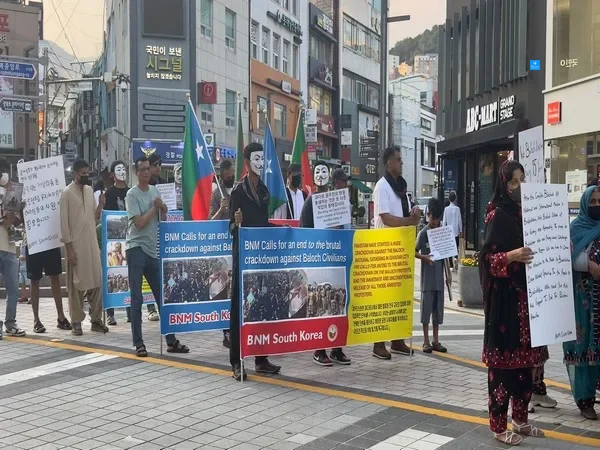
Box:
[223,176,234,188]
[509,185,521,203]
[314,165,330,187]
[79,175,89,186]
[114,164,126,182]
[590,206,600,221]
[291,175,301,188]
[0,172,8,186]
[249,151,264,177]
[174,163,183,185]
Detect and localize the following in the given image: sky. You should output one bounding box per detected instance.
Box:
[43,0,447,59]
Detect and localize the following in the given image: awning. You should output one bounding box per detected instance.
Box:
[351,179,372,193]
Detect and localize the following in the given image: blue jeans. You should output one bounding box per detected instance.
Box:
[126,247,174,348]
[0,250,19,329]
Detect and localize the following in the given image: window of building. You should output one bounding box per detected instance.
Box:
[257,96,267,130]
[200,103,213,125]
[283,0,290,11]
[550,133,599,187]
[273,34,281,70]
[421,143,436,168]
[200,0,213,40]
[367,84,379,109]
[274,104,287,137]
[356,81,367,104]
[310,36,333,65]
[314,0,333,17]
[250,21,258,59]
[225,9,236,50]
[293,44,299,79]
[262,27,270,65]
[343,18,352,48]
[343,71,379,107]
[292,0,298,16]
[343,16,381,63]
[309,85,332,116]
[343,75,353,101]
[282,40,290,74]
[226,90,236,128]
[420,91,427,103]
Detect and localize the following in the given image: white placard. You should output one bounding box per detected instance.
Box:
[522,183,576,347]
[305,109,317,125]
[341,130,352,146]
[426,226,458,261]
[156,183,177,210]
[312,188,351,229]
[305,125,317,143]
[565,170,587,204]
[518,126,544,184]
[17,156,66,255]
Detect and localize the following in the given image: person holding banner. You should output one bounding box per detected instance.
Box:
[442,191,462,270]
[372,147,421,359]
[300,165,352,366]
[479,160,547,445]
[126,156,189,357]
[60,159,108,336]
[229,142,281,380]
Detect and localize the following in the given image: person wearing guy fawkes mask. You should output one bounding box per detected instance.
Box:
[300,165,352,366]
[0,158,26,338]
[209,158,235,348]
[229,143,281,381]
[273,164,307,220]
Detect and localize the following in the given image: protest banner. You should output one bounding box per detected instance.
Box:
[521,183,576,347]
[518,126,544,184]
[159,220,233,335]
[17,156,66,254]
[311,188,352,229]
[156,183,177,210]
[239,226,415,357]
[426,225,458,261]
[101,211,155,309]
[269,219,299,227]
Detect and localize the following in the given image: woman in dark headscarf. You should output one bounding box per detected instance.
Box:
[479,160,547,445]
[565,185,600,420]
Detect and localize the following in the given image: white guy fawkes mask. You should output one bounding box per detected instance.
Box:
[250,151,264,177]
[314,164,330,187]
[114,164,127,182]
[0,172,9,187]
[174,163,183,185]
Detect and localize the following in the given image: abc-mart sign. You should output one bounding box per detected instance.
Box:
[466,95,515,133]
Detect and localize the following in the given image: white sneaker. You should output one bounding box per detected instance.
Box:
[5,326,26,337]
[148,311,159,322]
[528,402,535,413]
[531,393,557,408]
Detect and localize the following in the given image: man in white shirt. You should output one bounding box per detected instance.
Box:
[442,191,462,270]
[273,164,306,220]
[372,147,421,360]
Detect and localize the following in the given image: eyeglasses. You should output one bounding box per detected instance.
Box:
[138,167,151,173]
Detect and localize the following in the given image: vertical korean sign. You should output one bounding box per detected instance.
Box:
[17,156,66,254]
[521,183,576,347]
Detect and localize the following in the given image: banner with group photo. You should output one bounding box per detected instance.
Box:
[101,211,155,309]
[239,226,415,358]
[159,220,233,335]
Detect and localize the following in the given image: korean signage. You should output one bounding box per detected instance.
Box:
[276,10,302,35]
[317,113,335,136]
[145,44,183,81]
[359,130,378,183]
[316,13,334,35]
[305,125,317,143]
[82,90,94,113]
[548,101,562,125]
[465,94,515,133]
[421,117,432,131]
[132,140,183,165]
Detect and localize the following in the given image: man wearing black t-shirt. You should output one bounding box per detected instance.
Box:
[148,154,167,185]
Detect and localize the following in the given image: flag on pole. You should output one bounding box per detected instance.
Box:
[235,99,247,180]
[291,109,313,195]
[182,99,217,221]
[262,119,288,217]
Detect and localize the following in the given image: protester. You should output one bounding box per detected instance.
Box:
[103,160,158,325]
[372,147,420,359]
[174,162,183,210]
[300,165,351,366]
[126,156,189,357]
[209,158,235,348]
[566,185,600,420]
[416,198,448,354]
[479,160,546,445]
[60,159,108,336]
[148,153,167,185]
[442,191,462,270]
[229,142,281,380]
[273,164,306,220]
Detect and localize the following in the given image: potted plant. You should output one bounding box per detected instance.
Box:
[458,256,483,307]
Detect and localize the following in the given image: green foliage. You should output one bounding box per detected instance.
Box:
[389,25,441,65]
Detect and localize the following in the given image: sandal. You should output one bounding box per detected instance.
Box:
[494,431,522,446]
[167,340,190,354]
[512,422,545,437]
[135,344,148,357]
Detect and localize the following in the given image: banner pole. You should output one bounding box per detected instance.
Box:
[240,358,245,385]
[160,338,163,356]
[409,337,413,358]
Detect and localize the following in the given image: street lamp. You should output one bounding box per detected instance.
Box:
[414,137,423,198]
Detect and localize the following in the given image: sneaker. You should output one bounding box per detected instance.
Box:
[148,311,159,322]
[372,343,392,360]
[71,322,83,336]
[528,403,535,413]
[91,321,109,333]
[531,393,557,409]
[223,331,231,349]
[255,359,281,374]
[33,320,46,334]
[107,315,117,326]
[313,350,333,367]
[423,343,433,353]
[57,317,72,330]
[581,407,598,420]
[330,349,351,365]
[390,340,414,356]
[5,326,26,337]
[432,342,448,353]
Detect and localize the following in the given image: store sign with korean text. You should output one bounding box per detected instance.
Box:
[465,95,515,133]
[267,10,302,36]
[317,113,335,136]
[316,12,334,35]
[548,101,562,125]
[145,44,183,81]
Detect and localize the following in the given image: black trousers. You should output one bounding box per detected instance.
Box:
[488,367,533,433]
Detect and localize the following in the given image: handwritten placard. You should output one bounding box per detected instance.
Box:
[521,183,576,347]
[156,183,177,210]
[312,188,351,229]
[17,156,66,255]
[426,225,458,261]
[519,126,544,184]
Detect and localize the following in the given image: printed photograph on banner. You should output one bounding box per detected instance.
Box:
[163,256,232,304]
[106,241,127,267]
[107,268,130,293]
[106,215,128,240]
[242,267,347,323]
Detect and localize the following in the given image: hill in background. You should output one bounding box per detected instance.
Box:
[389,25,441,65]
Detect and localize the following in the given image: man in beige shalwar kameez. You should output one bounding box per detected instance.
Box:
[60,159,109,336]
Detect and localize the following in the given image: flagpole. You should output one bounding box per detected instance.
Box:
[266,111,293,220]
[186,93,224,199]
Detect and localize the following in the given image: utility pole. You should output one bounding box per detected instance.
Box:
[42,46,48,159]
[378,0,388,180]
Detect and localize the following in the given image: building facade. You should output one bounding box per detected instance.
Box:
[413,54,439,79]
[437,0,546,251]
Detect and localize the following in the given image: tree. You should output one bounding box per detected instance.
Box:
[389,25,441,65]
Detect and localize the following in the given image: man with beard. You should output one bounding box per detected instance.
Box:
[273,164,307,220]
[372,147,421,359]
[300,165,352,366]
[229,143,281,380]
[209,158,235,348]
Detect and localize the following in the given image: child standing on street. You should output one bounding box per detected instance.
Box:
[415,198,449,353]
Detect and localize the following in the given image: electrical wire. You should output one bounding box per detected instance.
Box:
[51,0,86,73]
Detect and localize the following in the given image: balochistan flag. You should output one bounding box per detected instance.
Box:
[262,120,288,217]
[235,100,247,180]
[182,99,217,221]
[291,110,313,195]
